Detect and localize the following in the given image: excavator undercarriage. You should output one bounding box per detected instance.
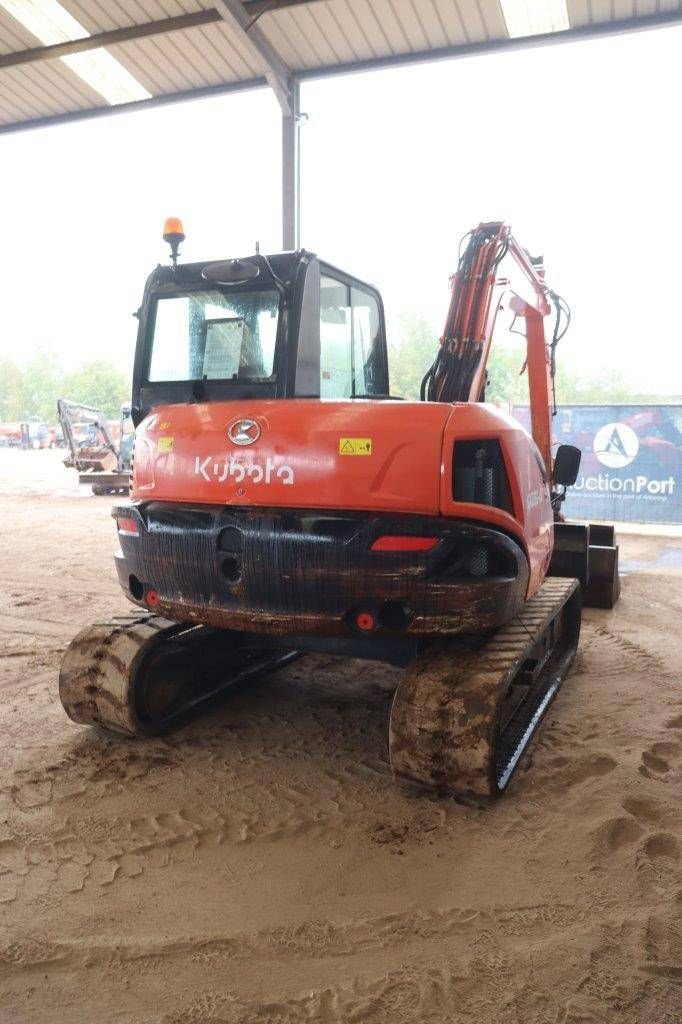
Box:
[60,577,580,802]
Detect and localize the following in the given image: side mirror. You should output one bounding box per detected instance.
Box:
[553,444,581,487]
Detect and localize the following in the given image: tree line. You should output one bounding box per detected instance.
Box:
[1,320,672,426]
[0,347,130,423]
[388,313,672,406]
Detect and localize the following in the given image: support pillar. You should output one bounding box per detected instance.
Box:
[281,77,300,250]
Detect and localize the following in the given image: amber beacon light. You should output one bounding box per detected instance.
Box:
[163,217,185,267]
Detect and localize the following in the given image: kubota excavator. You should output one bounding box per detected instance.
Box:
[59,220,619,801]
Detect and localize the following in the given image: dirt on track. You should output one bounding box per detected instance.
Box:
[0,449,681,1024]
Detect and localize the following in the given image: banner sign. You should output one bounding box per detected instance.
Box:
[512,405,682,524]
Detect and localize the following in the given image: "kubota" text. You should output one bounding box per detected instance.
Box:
[194,456,295,485]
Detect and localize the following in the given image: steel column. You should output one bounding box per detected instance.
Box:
[281,78,300,250]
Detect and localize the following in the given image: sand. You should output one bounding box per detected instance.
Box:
[0,449,680,1024]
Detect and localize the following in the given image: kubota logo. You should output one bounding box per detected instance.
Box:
[593,422,639,468]
[228,418,260,446]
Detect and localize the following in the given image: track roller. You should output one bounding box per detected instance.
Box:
[389,577,581,801]
[59,612,299,736]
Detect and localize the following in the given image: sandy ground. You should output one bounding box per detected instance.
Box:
[0,449,680,1024]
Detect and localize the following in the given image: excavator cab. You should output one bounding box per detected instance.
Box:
[131,252,389,425]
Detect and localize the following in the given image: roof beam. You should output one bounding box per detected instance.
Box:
[0,2,320,71]
[0,10,223,69]
[243,0,323,14]
[214,0,294,114]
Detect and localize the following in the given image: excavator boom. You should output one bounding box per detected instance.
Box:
[424,222,557,479]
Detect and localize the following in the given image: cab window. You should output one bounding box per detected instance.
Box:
[320,275,382,398]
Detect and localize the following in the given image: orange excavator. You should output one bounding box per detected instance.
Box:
[59,220,619,801]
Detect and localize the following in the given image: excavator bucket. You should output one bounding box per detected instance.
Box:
[549,522,620,610]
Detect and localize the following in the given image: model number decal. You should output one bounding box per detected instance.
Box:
[194,456,294,485]
[339,437,372,456]
[525,486,547,512]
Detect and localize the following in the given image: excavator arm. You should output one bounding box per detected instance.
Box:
[422,221,619,608]
[422,221,565,484]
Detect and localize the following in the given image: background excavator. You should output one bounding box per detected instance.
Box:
[57,398,133,494]
[59,220,620,802]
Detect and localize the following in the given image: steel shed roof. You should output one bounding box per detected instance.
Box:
[0,0,680,133]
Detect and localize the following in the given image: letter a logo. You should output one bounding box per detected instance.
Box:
[593,422,639,468]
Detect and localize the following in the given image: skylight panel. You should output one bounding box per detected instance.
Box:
[499,0,570,38]
[1,0,151,104]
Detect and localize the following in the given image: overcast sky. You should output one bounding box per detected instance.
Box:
[0,22,680,393]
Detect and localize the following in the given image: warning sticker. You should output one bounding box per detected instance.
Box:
[157,436,174,453]
[339,437,372,456]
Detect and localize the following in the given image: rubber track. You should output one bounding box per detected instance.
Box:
[59,613,298,737]
[389,577,581,801]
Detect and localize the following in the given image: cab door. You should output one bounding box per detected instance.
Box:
[294,260,389,398]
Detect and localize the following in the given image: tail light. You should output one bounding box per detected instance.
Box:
[117,517,139,536]
[371,535,439,552]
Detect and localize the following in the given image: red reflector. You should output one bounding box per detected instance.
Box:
[371,535,439,552]
[145,589,159,607]
[355,611,375,632]
[117,517,139,536]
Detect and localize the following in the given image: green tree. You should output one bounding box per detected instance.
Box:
[0,357,25,421]
[486,343,529,405]
[21,345,64,422]
[62,361,131,418]
[387,312,438,399]
[387,310,676,408]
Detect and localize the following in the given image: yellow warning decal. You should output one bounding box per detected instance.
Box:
[157,436,174,453]
[339,437,372,456]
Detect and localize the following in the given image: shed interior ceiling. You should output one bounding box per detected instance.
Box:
[0,0,680,131]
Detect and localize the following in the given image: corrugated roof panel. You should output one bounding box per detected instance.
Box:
[612,0,637,17]
[261,8,318,67]
[566,0,590,26]
[107,38,211,91]
[59,0,136,33]
[0,71,48,120]
[588,0,621,21]
[106,38,172,93]
[344,0,398,55]
[477,0,508,38]
[362,0,412,54]
[0,5,43,53]
[135,30,215,88]
[303,2,366,63]
[30,52,106,105]
[390,0,432,51]
[266,3,345,66]
[113,33,200,89]
[0,91,37,125]
[192,22,254,79]
[208,19,261,76]
[1,0,682,131]
[453,0,490,43]
[2,64,80,117]
[296,2,359,63]
[334,0,380,56]
[266,0,391,67]
[430,0,473,46]
[407,0,452,50]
